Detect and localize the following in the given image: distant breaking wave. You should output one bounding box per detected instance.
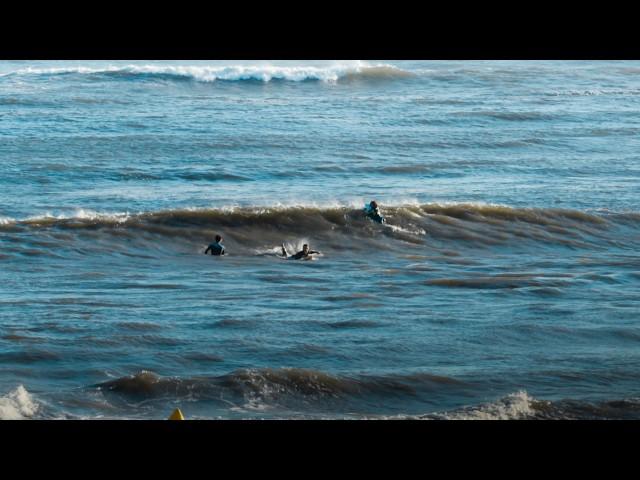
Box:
[2,62,413,83]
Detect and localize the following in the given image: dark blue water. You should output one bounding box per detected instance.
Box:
[1,61,639,419]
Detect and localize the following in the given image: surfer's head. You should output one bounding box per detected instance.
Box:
[215,235,222,243]
[370,201,378,209]
[302,244,309,254]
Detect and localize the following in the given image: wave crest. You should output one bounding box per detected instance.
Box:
[0,202,629,259]
[3,202,620,247]
[4,63,412,84]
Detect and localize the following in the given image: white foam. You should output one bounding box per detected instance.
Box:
[550,88,640,97]
[208,198,420,213]
[0,385,39,420]
[427,200,513,209]
[23,209,130,224]
[231,399,272,413]
[385,224,427,236]
[437,391,537,420]
[69,208,130,223]
[366,391,539,420]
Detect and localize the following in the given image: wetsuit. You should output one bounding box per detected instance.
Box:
[205,242,225,256]
[281,246,319,260]
[364,204,385,223]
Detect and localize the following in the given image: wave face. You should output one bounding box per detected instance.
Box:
[0,203,633,257]
[96,368,460,401]
[5,378,640,419]
[1,62,411,83]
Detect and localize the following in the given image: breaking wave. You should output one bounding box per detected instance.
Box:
[2,63,413,84]
[1,203,632,255]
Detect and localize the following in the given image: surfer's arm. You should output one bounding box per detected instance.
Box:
[281,244,288,257]
[204,246,211,254]
[308,250,319,254]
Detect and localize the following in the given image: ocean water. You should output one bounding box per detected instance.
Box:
[1,60,640,420]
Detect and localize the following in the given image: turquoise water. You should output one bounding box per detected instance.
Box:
[1,60,639,419]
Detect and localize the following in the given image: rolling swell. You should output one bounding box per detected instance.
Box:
[93,372,640,419]
[1,203,633,254]
[8,380,640,419]
[0,204,640,258]
[95,369,463,409]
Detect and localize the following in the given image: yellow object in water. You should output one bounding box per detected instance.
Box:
[168,408,185,420]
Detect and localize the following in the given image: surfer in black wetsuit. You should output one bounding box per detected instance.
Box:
[364,200,385,223]
[204,235,225,256]
[281,243,319,260]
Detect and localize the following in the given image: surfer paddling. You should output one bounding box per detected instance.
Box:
[281,243,319,260]
[204,235,225,256]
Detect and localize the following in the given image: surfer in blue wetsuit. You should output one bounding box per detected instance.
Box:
[364,200,385,224]
[204,235,225,256]
[281,243,319,260]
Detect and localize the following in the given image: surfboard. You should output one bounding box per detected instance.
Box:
[168,408,184,420]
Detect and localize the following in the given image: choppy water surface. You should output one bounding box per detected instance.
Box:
[1,61,639,419]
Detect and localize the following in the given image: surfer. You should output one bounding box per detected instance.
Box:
[364,200,385,223]
[204,235,225,256]
[281,243,319,260]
